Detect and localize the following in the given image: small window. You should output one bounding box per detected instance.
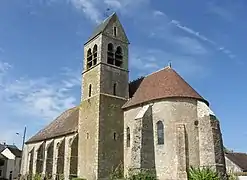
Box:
[157,121,164,145]
[194,120,199,126]
[113,132,117,140]
[126,127,130,147]
[89,84,92,97]
[86,133,89,139]
[113,83,117,96]
[113,27,117,36]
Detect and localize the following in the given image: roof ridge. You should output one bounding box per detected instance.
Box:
[145,66,171,78]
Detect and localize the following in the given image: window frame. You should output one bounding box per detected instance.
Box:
[157,121,164,145]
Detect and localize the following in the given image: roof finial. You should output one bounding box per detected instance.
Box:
[168,60,172,68]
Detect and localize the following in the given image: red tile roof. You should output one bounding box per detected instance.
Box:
[123,67,208,109]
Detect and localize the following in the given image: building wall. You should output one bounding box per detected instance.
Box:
[124,98,226,180]
[2,148,15,160]
[98,94,126,179]
[225,156,242,173]
[78,96,100,180]
[21,133,77,180]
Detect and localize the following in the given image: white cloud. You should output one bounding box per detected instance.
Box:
[0,60,81,145]
[207,2,234,22]
[170,20,217,45]
[69,0,149,23]
[153,10,165,17]
[174,36,208,55]
[70,0,103,24]
[129,47,209,80]
[169,19,236,59]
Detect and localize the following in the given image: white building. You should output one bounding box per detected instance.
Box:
[0,144,22,180]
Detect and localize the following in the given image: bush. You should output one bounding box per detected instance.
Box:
[127,168,157,180]
[188,167,220,180]
[110,162,124,180]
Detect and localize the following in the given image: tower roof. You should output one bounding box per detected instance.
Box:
[85,12,129,45]
[123,66,208,109]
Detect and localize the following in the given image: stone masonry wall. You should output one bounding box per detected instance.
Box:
[78,95,100,180]
[124,106,142,176]
[100,64,129,99]
[197,101,226,177]
[225,156,242,173]
[124,98,200,180]
[98,94,126,179]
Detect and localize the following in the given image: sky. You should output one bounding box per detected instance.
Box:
[0,0,246,152]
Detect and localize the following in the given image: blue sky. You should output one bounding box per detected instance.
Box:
[0,0,246,152]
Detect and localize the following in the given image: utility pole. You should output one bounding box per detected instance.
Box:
[16,126,26,152]
[21,126,26,153]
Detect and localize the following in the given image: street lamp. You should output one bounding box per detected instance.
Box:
[16,126,26,153]
[16,126,27,176]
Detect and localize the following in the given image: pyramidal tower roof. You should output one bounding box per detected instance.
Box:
[123,66,208,109]
[85,12,129,45]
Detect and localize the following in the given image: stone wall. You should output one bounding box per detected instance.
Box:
[21,133,77,180]
[45,141,54,178]
[98,94,126,179]
[124,98,226,180]
[78,96,100,180]
[197,101,226,177]
[225,156,242,173]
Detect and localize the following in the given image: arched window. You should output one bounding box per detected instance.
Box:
[126,127,130,147]
[107,43,114,65]
[113,83,117,96]
[157,121,164,145]
[115,46,123,67]
[87,48,93,69]
[89,84,92,97]
[93,44,97,65]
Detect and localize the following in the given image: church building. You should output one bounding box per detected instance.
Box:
[20,13,226,180]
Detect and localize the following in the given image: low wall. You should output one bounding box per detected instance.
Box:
[238,176,247,180]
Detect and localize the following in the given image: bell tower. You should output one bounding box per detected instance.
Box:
[78,13,129,180]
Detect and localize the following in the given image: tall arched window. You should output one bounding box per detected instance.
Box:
[157,121,164,145]
[126,127,130,147]
[113,83,117,96]
[89,84,92,97]
[87,48,93,69]
[93,45,97,65]
[107,43,114,65]
[115,46,123,67]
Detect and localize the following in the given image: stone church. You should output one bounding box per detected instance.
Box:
[20,13,226,180]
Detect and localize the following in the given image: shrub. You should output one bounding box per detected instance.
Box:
[127,168,157,180]
[110,162,124,180]
[33,174,42,180]
[188,167,220,180]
